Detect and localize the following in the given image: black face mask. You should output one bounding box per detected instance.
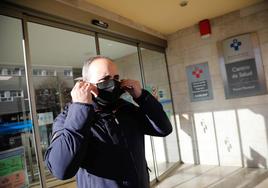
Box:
[93,79,125,107]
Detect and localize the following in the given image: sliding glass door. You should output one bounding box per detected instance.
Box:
[0,11,180,187]
[98,36,157,180]
[27,21,96,186]
[0,15,41,187]
[140,48,180,177]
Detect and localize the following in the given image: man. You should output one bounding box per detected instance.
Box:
[45,56,172,188]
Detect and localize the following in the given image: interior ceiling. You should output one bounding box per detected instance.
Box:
[85,0,263,35]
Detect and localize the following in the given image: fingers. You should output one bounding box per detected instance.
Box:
[120,79,142,98]
[121,79,132,86]
[81,82,90,91]
[120,79,137,88]
[71,81,96,104]
[73,81,87,91]
[73,81,81,89]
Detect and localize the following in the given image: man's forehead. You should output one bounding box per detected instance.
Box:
[88,58,118,82]
[89,58,115,70]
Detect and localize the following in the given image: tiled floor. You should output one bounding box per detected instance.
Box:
[153,164,268,188]
[149,162,177,181]
[51,164,268,188]
[53,182,76,188]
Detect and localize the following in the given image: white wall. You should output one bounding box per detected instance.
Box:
[166,1,268,167]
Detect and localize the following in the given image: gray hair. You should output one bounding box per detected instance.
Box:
[82,55,113,81]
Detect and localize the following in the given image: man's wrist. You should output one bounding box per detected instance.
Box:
[134,89,150,104]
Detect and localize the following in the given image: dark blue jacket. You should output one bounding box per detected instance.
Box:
[45,90,172,188]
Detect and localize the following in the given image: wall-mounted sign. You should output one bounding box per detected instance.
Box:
[0,147,28,188]
[186,62,213,102]
[219,33,266,98]
[37,112,53,126]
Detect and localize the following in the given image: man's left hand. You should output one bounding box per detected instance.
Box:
[120,79,142,98]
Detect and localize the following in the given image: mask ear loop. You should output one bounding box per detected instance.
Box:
[83,82,98,98]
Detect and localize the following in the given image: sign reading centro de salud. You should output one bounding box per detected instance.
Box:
[220,33,267,98]
[186,62,213,102]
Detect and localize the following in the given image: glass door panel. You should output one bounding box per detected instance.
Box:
[0,15,41,187]
[27,21,96,186]
[141,48,180,177]
[99,38,157,180]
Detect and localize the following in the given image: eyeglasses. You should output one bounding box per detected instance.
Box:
[96,75,120,89]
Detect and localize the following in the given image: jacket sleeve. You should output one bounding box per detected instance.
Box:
[134,89,173,137]
[44,102,95,180]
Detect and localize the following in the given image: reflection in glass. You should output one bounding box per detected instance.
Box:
[141,48,180,176]
[27,22,96,185]
[0,15,40,187]
[99,38,157,180]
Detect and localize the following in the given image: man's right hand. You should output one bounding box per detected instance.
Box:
[71,81,95,104]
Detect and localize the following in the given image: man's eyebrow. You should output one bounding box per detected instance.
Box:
[114,74,119,79]
[98,75,111,82]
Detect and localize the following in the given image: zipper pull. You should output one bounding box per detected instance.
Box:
[114,117,119,125]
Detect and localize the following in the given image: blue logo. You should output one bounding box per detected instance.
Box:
[230,39,242,51]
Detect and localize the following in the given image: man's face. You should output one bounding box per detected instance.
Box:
[87,58,119,85]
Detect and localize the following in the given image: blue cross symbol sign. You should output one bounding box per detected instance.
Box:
[230,39,242,51]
